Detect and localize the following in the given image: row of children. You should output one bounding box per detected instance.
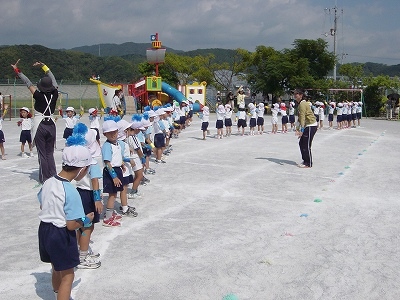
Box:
[198,101,296,138]
[37,104,178,298]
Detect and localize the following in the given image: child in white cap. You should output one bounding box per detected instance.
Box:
[248,103,257,136]
[328,101,336,129]
[336,102,343,130]
[117,119,138,217]
[153,108,167,163]
[38,135,95,299]
[271,103,279,134]
[18,107,34,157]
[280,102,288,133]
[88,107,101,145]
[256,102,265,134]
[199,105,210,140]
[71,124,103,269]
[236,103,247,136]
[59,106,82,140]
[101,119,125,227]
[127,114,146,198]
[224,104,233,137]
[216,104,226,139]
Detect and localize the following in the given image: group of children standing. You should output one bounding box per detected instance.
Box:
[36,102,177,299]
[196,98,363,139]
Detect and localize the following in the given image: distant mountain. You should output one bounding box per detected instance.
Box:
[70,42,184,57]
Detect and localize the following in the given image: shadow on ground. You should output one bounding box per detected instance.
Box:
[255,157,298,166]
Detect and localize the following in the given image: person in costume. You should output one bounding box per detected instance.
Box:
[11,59,58,183]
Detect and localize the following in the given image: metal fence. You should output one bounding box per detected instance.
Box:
[0,83,101,118]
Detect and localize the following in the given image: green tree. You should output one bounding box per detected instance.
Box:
[363,75,393,116]
[289,38,335,80]
[339,63,365,87]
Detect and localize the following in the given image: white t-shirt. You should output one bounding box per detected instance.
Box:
[38,175,85,228]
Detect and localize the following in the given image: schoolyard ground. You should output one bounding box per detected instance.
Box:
[0,114,399,300]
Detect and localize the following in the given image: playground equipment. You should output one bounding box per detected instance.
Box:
[90,33,205,112]
[89,78,121,109]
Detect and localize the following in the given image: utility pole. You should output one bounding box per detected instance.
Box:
[325,1,341,81]
[332,1,338,81]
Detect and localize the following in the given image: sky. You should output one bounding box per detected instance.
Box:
[1,0,399,65]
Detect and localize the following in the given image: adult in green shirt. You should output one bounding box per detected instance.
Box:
[293,89,318,168]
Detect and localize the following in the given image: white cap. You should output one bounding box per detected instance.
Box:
[66,107,75,112]
[62,145,96,167]
[85,129,101,158]
[148,110,157,118]
[117,119,133,140]
[130,120,145,130]
[156,108,166,116]
[88,108,97,114]
[102,120,119,133]
[141,119,151,127]
[20,107,30,113]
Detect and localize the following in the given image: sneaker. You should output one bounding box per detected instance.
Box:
[155,159,166,164]
[112,210,123,220]
[119,205,136,212]
[140,180,147,186]
[29,152,35,157]
[88,247,100,259]
[21,152,29,158]
[128,192,143,199]
[77,255,101,269]
[297,163,311,168]
[143,176,150,183]
[103,217,121,227]
[148,168,156,174]
[121,206,138,217]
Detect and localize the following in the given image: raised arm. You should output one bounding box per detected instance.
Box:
[33,61,58,89]
[11,59,36,95]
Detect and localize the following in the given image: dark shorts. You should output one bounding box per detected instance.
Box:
[347,114,352,122]
[142,146,152,156]
[91,128,100,141]
[38,222,79,271]
[179,116,186,125]
[201,122,209,131]
[328,114,334,122]
[289,115,295,124]
[281,116,288,124]
[314,114,319,122]
[249,118,256,127]
[257,117,264,126]
[0,130,5,143]
[237,119,247,128]
[352,113,357,120]
[76,188,100,224]
[63,127,73,139]
[188,111,194,118]
[121,174,130,186]
[103,166,124,193]
[224,118,232,127]
[154,133,166,148]
[20,130,32,144]
[216,119,224,129]
[357,112,361,120]
[337,115,342,122]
